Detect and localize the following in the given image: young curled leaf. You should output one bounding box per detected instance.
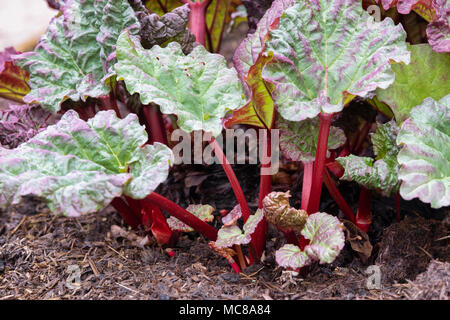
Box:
[0,110,173,217]
[262,191,308,232]
[276,212,345,269]
[397,95,450,208]
[0,104,51,149]
[209,241,237,264]
[215,209,264,248]
[15,0,140,112]
[222,204,242,226]
[262,0,410,122]
[0,47,30,103]
[115,31,245,137]
[129,1,196,54]
[167,204,215,232]
[277,116,346,163]
[337,121,401,196]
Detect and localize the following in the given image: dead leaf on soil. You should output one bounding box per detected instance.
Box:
[343,220,373,264]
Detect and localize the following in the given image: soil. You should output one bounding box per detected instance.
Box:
[0,163,448,300]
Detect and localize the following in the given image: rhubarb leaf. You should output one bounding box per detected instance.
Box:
[276,212,345,269]
[0,48,30,103]
[277,115,346,163]
[228,0,294,129]
[215,209,264,248]
[115,31,245,137]
[374,0,436,21]
[0,104,51,149]
[0,110,173,217]
[145,0,182,14]
[427,0,450,53]
[376,44,450,123]
[15,0,140,112]
[130,1,196,54]
[167,204,215,232]
[222,204,243,226]
[337,121,400,196]
[262,0,410,122]
[396,95,450,208]
[262,191,308,232]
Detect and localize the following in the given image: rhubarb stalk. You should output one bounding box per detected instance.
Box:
[141,103,168,145]
[356,187,372,232]
[307,113,333,214]
[301,162,314,211]
[183,0,210,46]
[145,192,218,241]
[111,197,141,229]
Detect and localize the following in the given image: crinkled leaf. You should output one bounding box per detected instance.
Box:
[0,48,30,103]
[167,204,215,232]
[275,244,311,269]
[396,95,450,208]
[15,0,140,112]
[222,204,243,226]
[262,191,308,232]
[228,0,294,129]
[0,104,51,149]
[215,209,264,248]
[115,31,245,137]
[375,0,435,20]
[130,1,196,54]
[338,121,400,196]
[0,110,173,216]
[427,0,450,53]
[276,212,345,269]
[262,0,410,122]
[376,44,450,123]
[277,115,346,163]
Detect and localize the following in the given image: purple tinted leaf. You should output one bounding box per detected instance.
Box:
[222,204,242,226]
[0,104,51,149]
[427,0,450,52]
[397,95,450,208]
[262,0,410,121]
[277,115,346,163]
[0,110,173,216]
[15,0,140,112]
[275,212,345,269]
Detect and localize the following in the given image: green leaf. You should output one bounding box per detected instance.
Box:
[277,115,346,163]
[376,44,450,123]
[397,95,450,208]
[262,0,410,121]
[0,110,173,217]
[275,212,345,269]
[167,204,215,232]
[337,121,400,196]
[15,0,140,112]
[115,31,245,137]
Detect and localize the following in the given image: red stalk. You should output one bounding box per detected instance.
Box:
[323,168,356,223]
[144,192,218,241]
[98,93,121,118]
[301,162,314,211]
[307,113,333,214]
[183,0,210,46]
[209,137,251,221]
[111,197,141,229]
[353,121,372,154]
[142,104,168,145]
[76,100,96,121]
[356,188,372,232]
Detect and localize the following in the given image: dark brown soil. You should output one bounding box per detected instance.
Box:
[0,190,448,300]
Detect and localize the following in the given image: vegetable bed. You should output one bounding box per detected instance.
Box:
[0,0,449,300]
